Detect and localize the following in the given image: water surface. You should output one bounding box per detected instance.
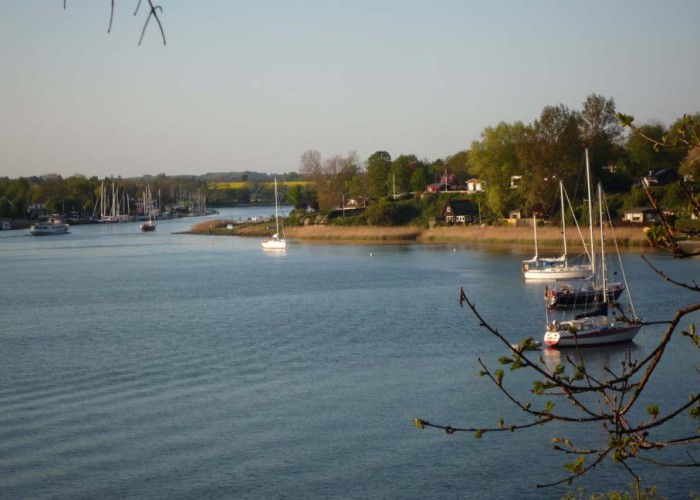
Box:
[0,209,697,499]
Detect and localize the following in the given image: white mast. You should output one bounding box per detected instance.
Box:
[533,213,539,261]
[274,178,280,236]
[598,182,606,301]
[585,149,596,278]
[559,181,567,266]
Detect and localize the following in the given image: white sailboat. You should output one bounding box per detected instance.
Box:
[522,179,592,280]
[544,149,623,307]
[261,178,286,251]
[543,183,642,348]
[140,185,157,232]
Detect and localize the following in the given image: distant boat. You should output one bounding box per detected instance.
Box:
[522,180,591,281]
[261,178,286,251]
[29,215,70,236]
[140,185,157,232]
[543,181,642,348]
[140,219,156,232]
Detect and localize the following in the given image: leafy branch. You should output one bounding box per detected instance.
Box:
[413,284,700,495]
[618,113,700,257]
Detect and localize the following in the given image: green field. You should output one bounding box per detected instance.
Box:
[208,181,312,190]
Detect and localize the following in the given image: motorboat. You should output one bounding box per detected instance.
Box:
[29,216,69,235]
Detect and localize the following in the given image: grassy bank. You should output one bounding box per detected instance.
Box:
[190,219,653,248]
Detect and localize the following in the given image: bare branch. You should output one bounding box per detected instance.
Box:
[108,0,115,33]
[642,254,700,291]
[139,1,166,46]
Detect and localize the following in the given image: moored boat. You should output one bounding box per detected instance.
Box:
[261,178,286,251]
[542,181,642,348]
[140,219,157,232]
[29,216,70,236]
[522,181,591,281]
[545,278,624,309]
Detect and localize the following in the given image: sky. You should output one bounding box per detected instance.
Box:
[1,0,699,179]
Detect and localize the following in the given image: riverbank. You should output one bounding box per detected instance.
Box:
[190,219,655,248]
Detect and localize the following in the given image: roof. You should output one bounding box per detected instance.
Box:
[444,199,477,216]
[623,207,655,214]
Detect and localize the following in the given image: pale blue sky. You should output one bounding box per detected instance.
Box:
[1,1,698,179]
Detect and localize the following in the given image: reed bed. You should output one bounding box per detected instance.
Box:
[419,225,650,248]
[189,219,652,247]
[286,225,423,241]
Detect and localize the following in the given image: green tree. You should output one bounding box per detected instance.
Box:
[624,123,683,178]
[390,154,420,197]
[518,104,583,213]
[444,151,471,185]
[580,94,624,181]
[469,121,525,217]
[410,165,429,193]
[366,151,392,199]
[346,174,367,203]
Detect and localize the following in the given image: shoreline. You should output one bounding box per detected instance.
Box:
[189,219,661,249]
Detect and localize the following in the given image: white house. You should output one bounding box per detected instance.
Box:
[465,178,484,193]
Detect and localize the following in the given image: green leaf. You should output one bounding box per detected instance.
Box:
[563,455,586,474]
[412,418,426,430]
[616,113,635,126]
[495,369,504,386]
[646,403,660,419]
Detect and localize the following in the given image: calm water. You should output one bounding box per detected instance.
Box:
[0,208,698,499]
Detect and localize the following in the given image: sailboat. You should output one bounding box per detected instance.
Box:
[522,180,592,280]
[140,185,157,232]
[543,183,642,348]
[544,149,622,307]
[544,278,624,309]
[261,178,286,251]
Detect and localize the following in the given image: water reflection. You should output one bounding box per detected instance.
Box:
[542,342,643,377]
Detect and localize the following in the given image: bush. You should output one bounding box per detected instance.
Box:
[675,218,700,233]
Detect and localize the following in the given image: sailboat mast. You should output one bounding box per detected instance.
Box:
[274,178,280,236]
[598,182,606,300]
[533,213,538,260]
[559,181,567,265]
[585,149,596,278]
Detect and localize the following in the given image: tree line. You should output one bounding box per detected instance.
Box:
[0,174,208,221]
[3,94,697,225]
[296,94,699,223]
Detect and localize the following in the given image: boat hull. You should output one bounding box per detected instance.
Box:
[543,323,641,348]
[261,239,286,250]
[29,224,70,235]
[547,282,624,308]
[523,266,591,280]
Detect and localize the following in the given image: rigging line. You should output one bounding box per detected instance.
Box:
[603,190,636,319]
[563,186,592,263]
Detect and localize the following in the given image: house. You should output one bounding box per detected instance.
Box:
[27,197,47,219]
[622,207,661,224]
[441,199,478,224]
[465,178,484,193]
[426,183,445,193]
